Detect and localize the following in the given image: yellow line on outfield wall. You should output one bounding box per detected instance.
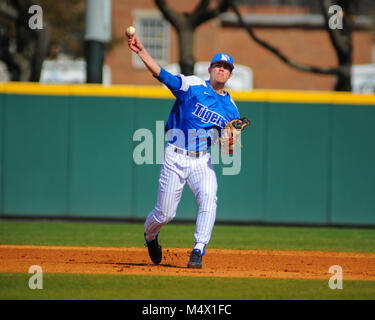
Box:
[0,82,174,99]
[0,82,374,105]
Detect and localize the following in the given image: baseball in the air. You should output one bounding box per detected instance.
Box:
[126,26,136,38]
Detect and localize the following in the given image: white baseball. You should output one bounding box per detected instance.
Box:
[126,26,136,38]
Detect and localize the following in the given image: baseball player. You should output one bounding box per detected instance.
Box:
[128,35,243,269]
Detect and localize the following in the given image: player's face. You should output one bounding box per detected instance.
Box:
[209,62,233,85]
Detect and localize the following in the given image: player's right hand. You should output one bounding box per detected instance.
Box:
[128,37,143,54]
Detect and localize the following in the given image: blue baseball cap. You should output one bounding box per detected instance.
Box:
[210,53,234,70]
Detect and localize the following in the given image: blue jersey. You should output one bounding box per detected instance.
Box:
[156,67,240,152]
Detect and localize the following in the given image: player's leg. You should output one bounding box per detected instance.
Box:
[144,146,188,264]
[186,154,218,268]
[144,147,186,264]
[144,164,185,240]
[144,170,185,240]
[144,147,187,240]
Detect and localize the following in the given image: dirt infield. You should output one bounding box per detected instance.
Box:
[1,245,375,280]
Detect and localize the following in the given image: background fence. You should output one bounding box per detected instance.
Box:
[1,83,374,226]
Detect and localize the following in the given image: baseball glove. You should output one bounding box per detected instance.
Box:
[220,117,251,154]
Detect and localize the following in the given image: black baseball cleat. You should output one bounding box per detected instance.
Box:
[187,249,202,269]
[144,233,162,264]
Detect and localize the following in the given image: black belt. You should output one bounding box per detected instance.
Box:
[174,147,208,158]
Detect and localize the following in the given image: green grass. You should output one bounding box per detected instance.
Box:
[0,220,146,247]
[1,220,374,300]
[1,273,374,300]
[1,220,375,252]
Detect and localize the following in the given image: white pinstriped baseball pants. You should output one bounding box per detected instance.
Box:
[144,144,218,249]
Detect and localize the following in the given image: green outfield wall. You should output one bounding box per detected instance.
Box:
[0,83,374,226]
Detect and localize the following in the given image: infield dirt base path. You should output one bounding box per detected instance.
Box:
[1,245,375,281]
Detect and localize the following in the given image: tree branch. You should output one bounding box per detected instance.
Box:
[0,2,19,20]
[231,0,339,75]
[319,0,346,57]
[190,0,231,28]
[192,0,210,16]
[154,0,184,30]
[153,0,232,75]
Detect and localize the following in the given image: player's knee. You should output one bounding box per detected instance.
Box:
[197,193,217,209]
[153,207,176,224]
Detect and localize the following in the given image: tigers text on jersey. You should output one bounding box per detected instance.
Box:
[155,68,239,152]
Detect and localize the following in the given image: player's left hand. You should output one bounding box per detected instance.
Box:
[220,117,251,154]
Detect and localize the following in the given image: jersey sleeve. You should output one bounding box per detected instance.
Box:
[229,97,240,120]
[154,67,181,92]
[155,67,206,101]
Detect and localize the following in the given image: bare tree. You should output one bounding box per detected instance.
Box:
[154,0,231,75]
[0,0,48,81]
[0,0,85,82]
[230,0,355,91]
